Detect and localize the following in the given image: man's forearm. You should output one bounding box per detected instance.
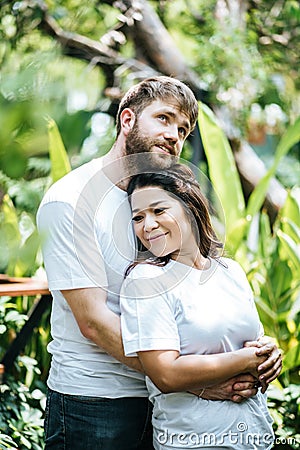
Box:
[85,305,144,373]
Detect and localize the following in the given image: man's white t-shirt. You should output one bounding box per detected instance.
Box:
[121,258,274,449]
[37,157,147,397]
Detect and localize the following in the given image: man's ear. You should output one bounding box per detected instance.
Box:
[120,108,136,135]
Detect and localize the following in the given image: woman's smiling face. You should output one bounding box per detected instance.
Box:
[130,186,195,260]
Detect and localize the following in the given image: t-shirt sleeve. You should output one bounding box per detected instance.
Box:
[37,201,107,291]
[120,265,180,357]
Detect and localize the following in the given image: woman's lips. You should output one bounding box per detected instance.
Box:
[147,232,168,242]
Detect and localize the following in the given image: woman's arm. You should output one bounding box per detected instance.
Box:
[137,347,267,393]
[192,338,282,400]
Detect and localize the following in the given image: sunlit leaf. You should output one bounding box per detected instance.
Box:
[282,342,300,373]
[47,118,71,183]
[280,187,300,241]
[277,229,300,276]
[258,211,272,259]
[226,217,248,254]
[14,229,41,277]
[247,116,300,218]
[0,195,21,275]
[280,218,300,246]
[198,102,245,239]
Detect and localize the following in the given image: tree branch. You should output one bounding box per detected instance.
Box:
[38,9,160,87]
[39,13,120,63]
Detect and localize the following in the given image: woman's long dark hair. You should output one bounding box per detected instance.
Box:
[125,163,223,276]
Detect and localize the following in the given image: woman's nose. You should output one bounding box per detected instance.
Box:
[143,214,158,232]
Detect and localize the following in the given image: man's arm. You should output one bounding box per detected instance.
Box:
[64,285,282,399]
[200,374,258,403]
[62,287,144,373]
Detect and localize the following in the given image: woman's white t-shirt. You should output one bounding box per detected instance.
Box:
[120,257,274,449]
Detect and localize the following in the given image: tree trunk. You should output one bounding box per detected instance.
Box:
[232,139,287,223]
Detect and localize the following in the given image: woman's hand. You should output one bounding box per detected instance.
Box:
[240,347,268,380]
[190,348,267,400]
[244,337,282,393]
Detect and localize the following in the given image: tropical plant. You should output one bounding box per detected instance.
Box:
[0,1,299,446]
[198,103,300,448]
[0,373,45,450]
[0,294,46,450]
[0,119,72,449]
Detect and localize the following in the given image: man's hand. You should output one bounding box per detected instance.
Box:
[244,336,282,393]
[189,374,259,403]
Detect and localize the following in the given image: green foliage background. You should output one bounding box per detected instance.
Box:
[0,1,299,448]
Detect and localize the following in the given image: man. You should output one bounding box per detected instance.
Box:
[37,76,281,449]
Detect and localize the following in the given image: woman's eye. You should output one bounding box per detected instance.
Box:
[132,215,143,223]
[154,208,165,215]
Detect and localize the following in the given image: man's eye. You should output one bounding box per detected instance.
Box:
[179,127,187,138]
[132,215,143,222]
[158,115,167,121]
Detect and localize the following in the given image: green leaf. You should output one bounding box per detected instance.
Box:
[0,142,27,179]
[280,218,300,246]
[258,211,272,259]
[0,195,21,275]
[14,229,41,277]
[282,342,300,373]
[198,102,245,238]
[47,118,71,183]
[226,217,248,254]
[280,187,300,237]
[275,115,300,163]
[247,116,300,218]
[277,229,300,276]
[0,433,18,448]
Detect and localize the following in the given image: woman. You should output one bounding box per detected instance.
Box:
[120,164,275,450]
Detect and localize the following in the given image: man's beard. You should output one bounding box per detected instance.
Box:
[124,120,178,176]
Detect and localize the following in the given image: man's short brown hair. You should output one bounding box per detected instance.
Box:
[116,76,198,136]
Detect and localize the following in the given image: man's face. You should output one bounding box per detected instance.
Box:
[125,100,191,167]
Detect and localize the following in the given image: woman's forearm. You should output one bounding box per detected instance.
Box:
[138,347,266,393]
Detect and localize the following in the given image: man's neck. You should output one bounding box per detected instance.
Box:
[101,143,130,191]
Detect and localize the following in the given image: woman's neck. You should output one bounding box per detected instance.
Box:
[171,248,210,271]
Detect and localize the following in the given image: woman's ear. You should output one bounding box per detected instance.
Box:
[120,108,136,135]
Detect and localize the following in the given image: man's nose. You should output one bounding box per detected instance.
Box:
[164,124,179,142]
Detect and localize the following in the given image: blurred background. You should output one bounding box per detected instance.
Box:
[0,1,299,448]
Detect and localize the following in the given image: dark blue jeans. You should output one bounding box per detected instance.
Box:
[44,388,153,450]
